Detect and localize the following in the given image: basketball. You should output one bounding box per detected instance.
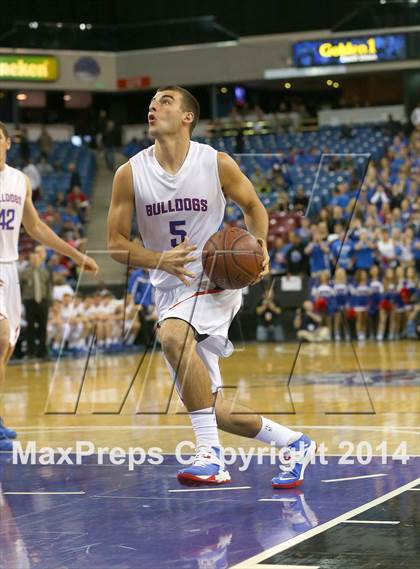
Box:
[202,227,264,289]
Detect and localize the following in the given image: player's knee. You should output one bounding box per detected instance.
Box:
[159,323,195,362]
[0,333,9,359]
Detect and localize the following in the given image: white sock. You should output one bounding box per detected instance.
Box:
[255,417,302,448]
[189,407,220,449]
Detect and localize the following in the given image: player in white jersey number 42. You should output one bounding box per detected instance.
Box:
[0,122,98,450]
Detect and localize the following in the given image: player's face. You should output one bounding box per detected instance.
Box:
[0,130,11,168]
[148,91,189,137]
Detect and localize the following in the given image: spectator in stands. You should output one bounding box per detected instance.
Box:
[386,114,402,138]
[305,229,330,277]
[128,268,153,307]
[67,162,81,190]
[256,288,283,342]
[294,301,330,343]
[48,300,64,353]
[96,109,108,148]
[23,159,42,202]
[38,126,53,159]
[53,191,68,208]
[297,217,312,245]
[37,156,53,175]
[269,236,288,276]
[61,204,82,233]
[292,186,309,213]
[17,126,30,164]
[103,120,118,171]
[52,274,74,301]
[53,160,63,173]
[354,229,375,271]
[20,252,51,359]
[34,244,49,269]
[268,191,289,214]
[67,185,90,222]
[329,224,354,273]
[114,293,141,347]
[286,231,308,276]
[377,228,397,268]
[49,254,71,279]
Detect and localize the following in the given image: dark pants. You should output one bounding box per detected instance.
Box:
[24,299,49,357]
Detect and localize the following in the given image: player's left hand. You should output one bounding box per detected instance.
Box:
[253,238,270,284]
[78,254,99,275]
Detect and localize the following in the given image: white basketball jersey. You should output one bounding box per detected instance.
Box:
[130,141,226,291]
[0,164,26,262]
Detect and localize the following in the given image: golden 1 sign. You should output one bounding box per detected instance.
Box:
[0,55,59,81]
[318,38,377,63]
[293,34,406,67]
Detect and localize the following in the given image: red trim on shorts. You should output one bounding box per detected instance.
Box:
[168,288,224,312]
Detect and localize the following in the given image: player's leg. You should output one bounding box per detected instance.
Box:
[377,308,386,341]
[197,343,316,489]
[159,318,229,485]
[159,318,215,411]
[0,319,14,450]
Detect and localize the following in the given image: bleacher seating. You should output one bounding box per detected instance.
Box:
[8,142,95,203]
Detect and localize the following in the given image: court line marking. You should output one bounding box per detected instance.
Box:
[168,485,252,493]
[259,498,296,502]
[322,473,388,483]
[408,488,420,491]
[245,565,320,569]
[3,491,86,495]
[342,520,400,525]
[228,477,420,568]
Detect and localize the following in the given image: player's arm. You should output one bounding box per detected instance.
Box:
[22,177,98,274]
[107,162,197,286]
[217,152,269,280]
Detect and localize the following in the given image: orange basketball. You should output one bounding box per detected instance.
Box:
[202,227,264,289]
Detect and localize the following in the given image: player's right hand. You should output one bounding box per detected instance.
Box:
[160,238,197,286]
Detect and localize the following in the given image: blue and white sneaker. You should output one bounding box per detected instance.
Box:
[177,446,231,486]
[0,417,17,439]
[0,432,13,452]
[272,435,316,489]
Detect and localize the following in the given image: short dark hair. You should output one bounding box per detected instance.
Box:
[156,85,200,133]
[0,121,10,139]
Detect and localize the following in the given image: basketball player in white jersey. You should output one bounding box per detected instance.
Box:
[0,122,98,450]
[107,87,315,488]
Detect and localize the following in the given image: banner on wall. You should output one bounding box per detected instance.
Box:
[293,35,407,67]
[0,55,59,81]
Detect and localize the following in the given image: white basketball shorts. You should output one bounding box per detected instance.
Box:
[155,283,242,393]
[0,262,21,346]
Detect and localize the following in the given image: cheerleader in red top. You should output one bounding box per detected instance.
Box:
[394,265,407,339]
[405,266,419,339]
[369,265,384,340]
[377,267,396,341]
[333,268,350,342]
[311,271,335,340]
[350,270,371,342]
